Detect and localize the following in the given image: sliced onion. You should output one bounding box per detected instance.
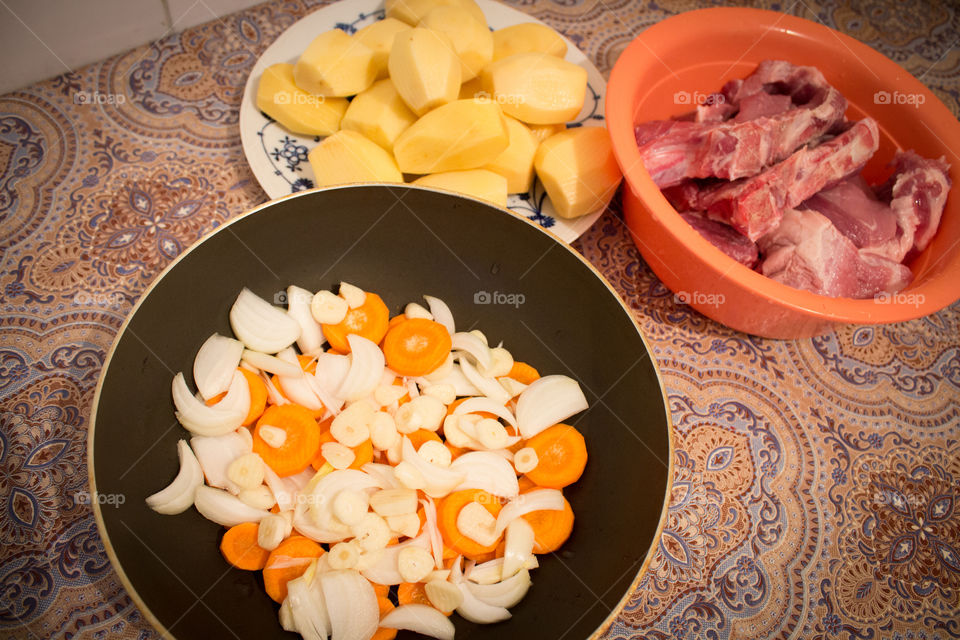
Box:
[516,375,588,439]
[423,295,455,335]
[145,439,203,514]
[422,353,454,383]
[380,604,455,640]
[360,532,431,584]
[495,489,564,535]
[286,573,330,640]
[296,470,383,543]
[465,557,539,585]
[499,376,528,398]
[319,570,379,640]
[452,397,517,428]
[450,555,512,624]
[172,371,248,436]
[193,485,271,527]
[417,362,479,396]
[401,437,465,499]
[193,333,244,400]
[311,352,351,413]
[287,285,326,355]
[229,287,301,354]
[288,466,317,491]
[338,335,386,402]
[275,348,324,411]
[242,349,303,377]
[466,568,532,608]
[362,463,399,489]
[451,332,492,370]
[261,372,289,406]
[190,430,252,494]
[420,497,444,570]
[459,357,511,405]
[501,517,535,578]
[450,451,519,498]
[263,465,298,512]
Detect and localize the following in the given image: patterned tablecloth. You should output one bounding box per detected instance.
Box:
[2,0,958,638]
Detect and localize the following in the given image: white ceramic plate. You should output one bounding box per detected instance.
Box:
[239,0,607,242]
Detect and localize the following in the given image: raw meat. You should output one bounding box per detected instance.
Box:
[701,118,880,241]
[883,150,951,255]
[800,176,898,251]
[678,211,759,268]
[758,208,912,298]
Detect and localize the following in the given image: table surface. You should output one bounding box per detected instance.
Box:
[2,0,958,638]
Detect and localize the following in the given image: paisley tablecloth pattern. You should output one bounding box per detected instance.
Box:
[1,0,958,638]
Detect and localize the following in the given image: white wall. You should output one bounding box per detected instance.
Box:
[0,0,265,94]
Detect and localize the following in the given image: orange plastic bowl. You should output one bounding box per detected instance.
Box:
[606,7,960,338]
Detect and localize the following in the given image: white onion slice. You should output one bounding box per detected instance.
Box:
[287,285,326,355]
[229,287,301,354]
[296,470,383,543]
[190,430,252,494]
[420,497,444,570]
[516,375,588,439]
[467,568,532,608]
[450,555,512,624]
[423,295,455,335]
[172,371,248,436]
[417,363,479,397]
[261,372,289,406]
[458,357,511,405]
[451,333,493,370]
[362,463,399,489]
[452,397,517,428]
[145,439,203,514]
[310,352,350,413]
[338,335,386,402]
[275,348,324,411]
[263,465,298,512]
[501,517,536,578]
[242,349,303,378]
[286,574,330,640]
[450,451,519,498]
[319,570,379,640]
[380,604,455,640]
[495,489,564,535]
[193,333,244,401]
[360,532,431,585]
[401,437,465,498]
[465,556,539,585]
[193,485,271,527]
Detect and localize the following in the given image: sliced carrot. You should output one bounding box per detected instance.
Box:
[517,475,538,493]
[506,361,540,385]
[387,314,408,331]
[407,428,442,450]
[220,522,270,570]
[297,354,317,374]
[437,489,503,560]
[205,368,268,426]
[373,583,390,599]
[382,318,452,376]
[524,424,587,489]
[311,432,374,470]
[523,495,574,553]
[253,404,322,477]
[372,596,399,640]
[322,291,390,353]
[445,397,496,419]
[326,348,348,356]
[396,582,452,616]
[262,535,325,603]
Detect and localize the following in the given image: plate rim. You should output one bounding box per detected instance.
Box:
[237,0,608,243]
[87,183,674,640]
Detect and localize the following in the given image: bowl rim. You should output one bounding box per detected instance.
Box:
[606,6,960,324]
[86,183,675,640]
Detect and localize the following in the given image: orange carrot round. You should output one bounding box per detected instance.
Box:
[322,291,390,353]
[506,361,540,385]
[372,596,399,640]
[524,424,587,489]
[382,318,452,376]
[205,368,268,426]
[311,433,374,470]
[220,522,270,570]
[407,428,442,450]
[397,582,451,616]
[437,489,503,560]
[253,404,322,477]
[262,535,325,603]
[523,495,574,553]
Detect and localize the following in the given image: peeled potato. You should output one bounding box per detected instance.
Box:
[294,29,378,97]
[528,123,566,145]
[483,115,538,194]
[481,52,587,124]
[491,23,567,61]
[458,76,485,100]
[256,63,348,136]
[388,28,461,116]
[386,0,486,27]
[534,126,622,218]
[341,79,418,152]
[418,6,493,82]
[393,99,508,174]
[413,169,508,207]
[355,18,413,80]
[308,130,403,186]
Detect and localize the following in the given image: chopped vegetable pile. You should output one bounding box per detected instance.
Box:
[147,282,590,640]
